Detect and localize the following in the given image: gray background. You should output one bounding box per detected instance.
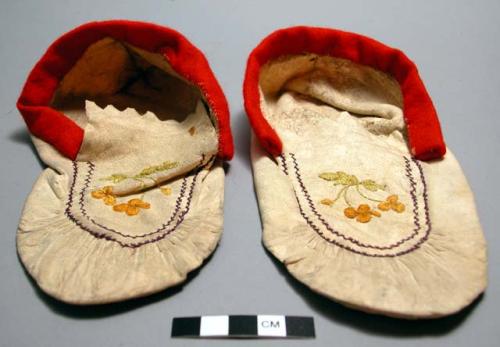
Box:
[1,0,499,346]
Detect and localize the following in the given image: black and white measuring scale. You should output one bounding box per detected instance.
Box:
[172,315,315,339]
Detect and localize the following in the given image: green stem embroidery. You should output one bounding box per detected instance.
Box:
[100,160,179,184]
[333,185,349,204]
[356,185,383,203]
[131,177,147,189]
[343,186,353,207]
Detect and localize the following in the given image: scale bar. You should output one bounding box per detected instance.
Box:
[172,315,315,339]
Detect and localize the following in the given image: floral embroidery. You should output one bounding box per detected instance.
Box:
[320,198,334,206]
[344,204,381,223]
[91,186,116,206]
[113,199,151,216]
[91,186,151,217]
[319,171,405,223]
[160,186,172,196]
[90,160,178,216]
[378,194,405,213]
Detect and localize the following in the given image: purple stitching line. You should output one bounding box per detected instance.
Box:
[64,162,200,249]
[414,158,432,241]
[289,153,421,250]
[279,155,289,176]
[78,162,188,238]
[281,153,432,257]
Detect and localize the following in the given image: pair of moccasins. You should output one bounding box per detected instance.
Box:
[16,20,487,319]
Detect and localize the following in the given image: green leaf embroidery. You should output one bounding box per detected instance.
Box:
[100,161,179,183]
[360,179,385,192]
[319,172,341,181]
[134,161,179,179]
[319,171,358,185]
[100,174,129,183]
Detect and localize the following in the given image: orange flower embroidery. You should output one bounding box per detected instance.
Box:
[113,198,151,216]
[320,198,334,206]
[91,186,116,206]
[378,195,405,213]
[160,187,172,196]
[344,204,381,223]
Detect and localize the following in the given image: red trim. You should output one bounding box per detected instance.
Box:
[243,26,446,161]
[17,20,233,160]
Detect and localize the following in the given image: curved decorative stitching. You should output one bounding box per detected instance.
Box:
[64,161,201,248]
[281,153,431,257]
[290,154,420,250]
[79,162,188,238]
